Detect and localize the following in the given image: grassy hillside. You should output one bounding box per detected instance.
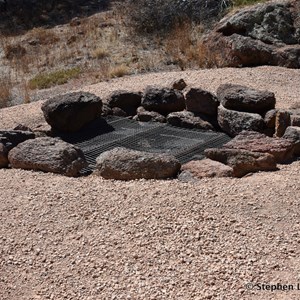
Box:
[0,0,269,108]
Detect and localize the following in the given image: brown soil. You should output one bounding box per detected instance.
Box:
[0,66,300,300]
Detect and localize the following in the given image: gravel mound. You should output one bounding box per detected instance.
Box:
[1,66,300,299]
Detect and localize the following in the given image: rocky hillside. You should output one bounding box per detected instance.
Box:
[1,0,299,109]
[203,0,300,67]
[0,0,110,33]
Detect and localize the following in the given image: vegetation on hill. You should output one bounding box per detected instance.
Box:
[0,0,271,108]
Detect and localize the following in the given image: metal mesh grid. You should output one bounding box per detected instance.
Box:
[57,116,231,174]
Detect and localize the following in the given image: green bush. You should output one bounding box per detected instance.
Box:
[29,67,81,89]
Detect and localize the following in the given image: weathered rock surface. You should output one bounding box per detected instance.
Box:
[217,84,276,114]
[217,105,265,137]
[134,107,166,123]
[8,137,87,176]
[170,78,187,91]
[101,103,113,117]
[185,87,219,115]
[291,114,300,127]
[141,86,185,115]
[179,158,233,181]
[287,108,300,126]
[41,91,102,132]
[264,109,278,128]
[111,107,128,117]
[264,109,278,136]
[95,147,181,180]
[0,143,8,168]
[283,126,300,156]
[275,110,291,137]
[224,131,295,163]
[107,90,142,115]
[12,124,33,132]
[0,130,35,167]
[0,130,35,150]
[204,148,277,177]
[167,111,214,130]
[203,1,300,68]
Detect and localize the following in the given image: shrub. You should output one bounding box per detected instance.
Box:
[124,0,230,34]
[4,44,26,60]
[29,67,81,89]
[109,64,130,78]
[0,76,13,108]
[92,47,110,59]
[28,27,60,45]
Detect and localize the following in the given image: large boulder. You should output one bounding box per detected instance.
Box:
[217,105,265,137]
[0,130,35,168]
[283,126,300,156]
[204,148,277,177]
[185,87,219,115]
[224,131,295,163]
[217,84,276,114]
[41,91,102,132]
[8,137,87,176]
[179,158,233,181]
[106,90,142,116]
[167,111,214,130]
[95,147,181,180]
[141,86,185,115]
[202,1,300,68]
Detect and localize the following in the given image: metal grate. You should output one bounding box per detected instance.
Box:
[57,116,231,175]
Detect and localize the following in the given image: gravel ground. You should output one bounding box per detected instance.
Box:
[0,66,300,300]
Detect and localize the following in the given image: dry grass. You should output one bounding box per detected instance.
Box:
[4,44,27,60]
[1,0,265,108]
[0,76,13,108]
[164,19,231,69]
[109,64,130,78]
[27,27,60,45]
[92,47,110,59]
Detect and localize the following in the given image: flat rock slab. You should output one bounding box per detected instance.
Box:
[95,147,181,180]
[8,137,87,176]
[135,107,166,123]
[179,158,233,181]
[217,84,276,114]
[42,91,103,132]
[167,111,214,130]
[204,148,277,178]
[224,131,295,163]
